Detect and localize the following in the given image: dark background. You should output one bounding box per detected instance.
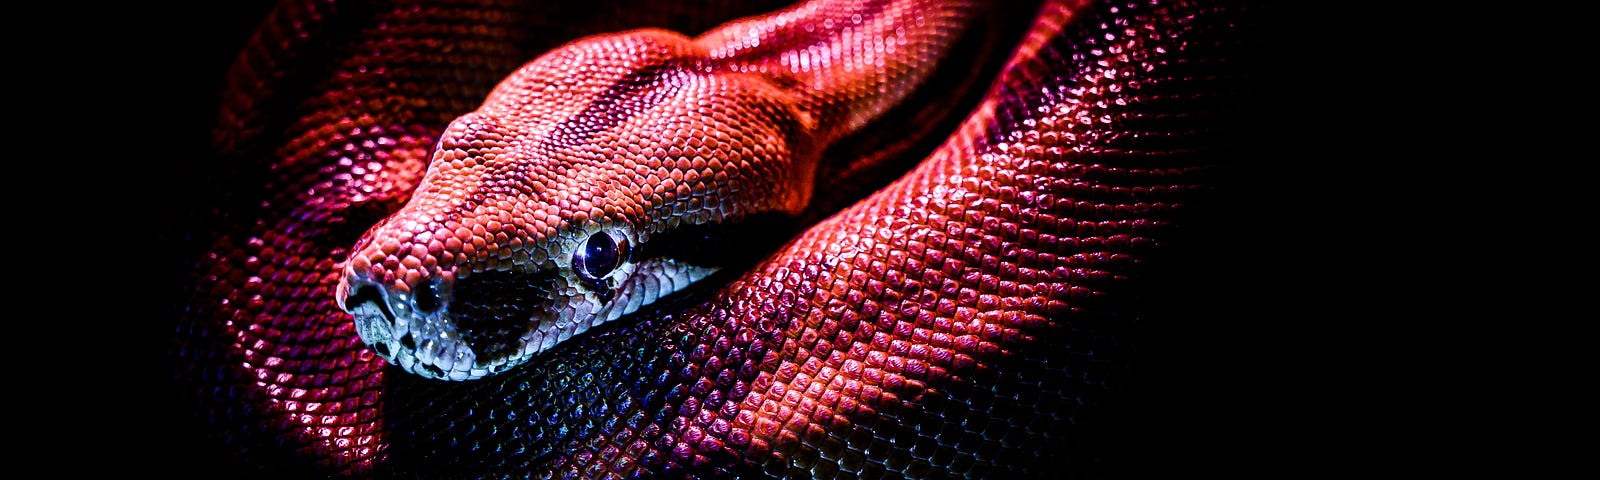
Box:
[79,0,1451,477]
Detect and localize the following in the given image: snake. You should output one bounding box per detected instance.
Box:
[173,0,1256,477]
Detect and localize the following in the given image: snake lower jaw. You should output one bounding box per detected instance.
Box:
[347,299,490,381]
[345,282,634,381]
[341,253,731,381]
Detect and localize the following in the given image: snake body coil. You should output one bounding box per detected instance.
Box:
[174,0,1257,477]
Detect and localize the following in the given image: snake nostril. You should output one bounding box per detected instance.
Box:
[414,280,441,314]
[344,284,395,321]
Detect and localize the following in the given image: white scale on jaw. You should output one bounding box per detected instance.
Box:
[520,259,716,360]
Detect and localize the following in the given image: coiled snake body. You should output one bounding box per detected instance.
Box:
[174,0,1256,477]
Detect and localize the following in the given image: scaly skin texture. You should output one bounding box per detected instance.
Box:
[174,0,1254,477]
[335,0,989,381]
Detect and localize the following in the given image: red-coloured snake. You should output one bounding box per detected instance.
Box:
[173,0,1257,476]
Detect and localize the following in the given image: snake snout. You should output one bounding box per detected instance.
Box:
[336,271,399,357]
[337,267,456,319]
[336,266,477,380]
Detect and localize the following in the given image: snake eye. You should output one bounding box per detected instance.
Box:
[574,231,628,282]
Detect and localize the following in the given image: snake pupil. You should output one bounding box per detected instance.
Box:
[577,232,623,280]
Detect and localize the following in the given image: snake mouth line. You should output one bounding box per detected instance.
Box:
[340,212,799,381]
[342,268,562,380]
[344,281,486,380]
[343,285,398,358]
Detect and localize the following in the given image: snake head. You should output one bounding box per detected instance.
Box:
[334,30,815,380]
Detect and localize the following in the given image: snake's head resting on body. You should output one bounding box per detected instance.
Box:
[334,30,820,380]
